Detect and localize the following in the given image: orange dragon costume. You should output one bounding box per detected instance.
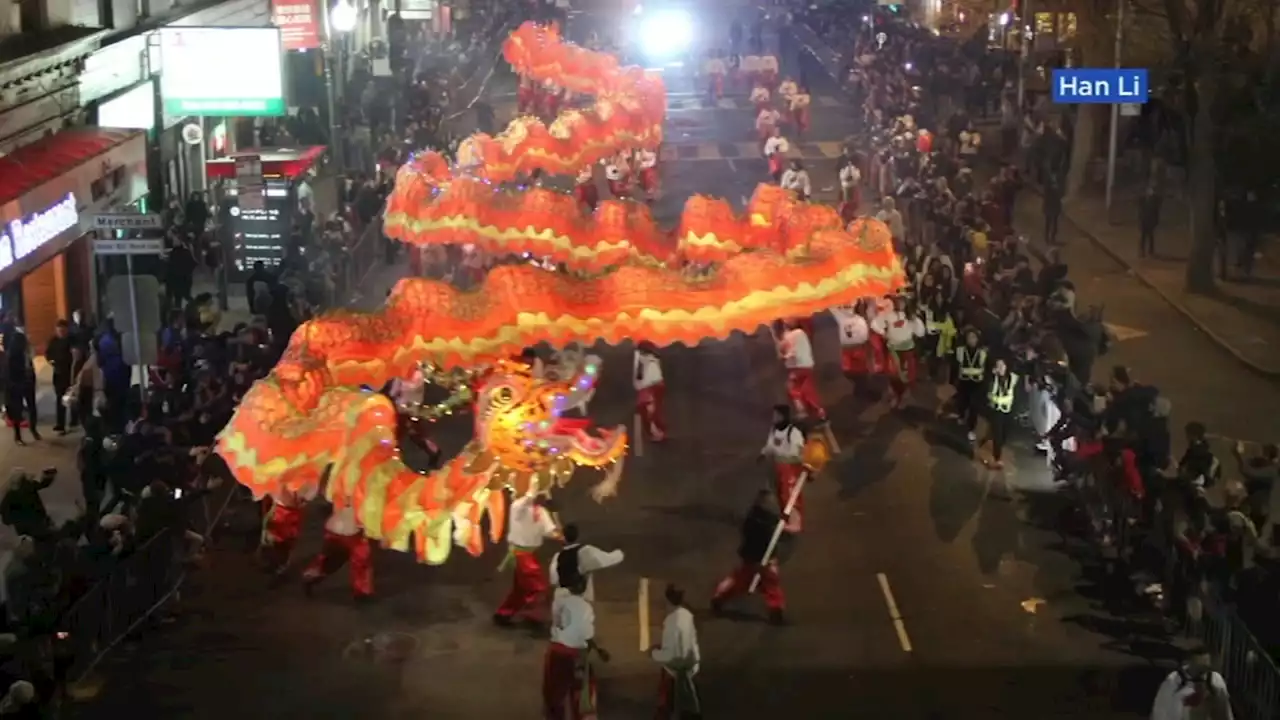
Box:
[213,22,904,569]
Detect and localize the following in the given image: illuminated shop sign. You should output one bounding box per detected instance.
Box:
[0,193,80,272]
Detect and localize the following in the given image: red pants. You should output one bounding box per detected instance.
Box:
[638,167,658,196]
[774,462,805,533]
[608,179,629,199]
[767,154,784,179]
[713,561,785,611]
[840,344,874,376]
[302,530,374,598]
[637,383,667,441]
[543,97,561,119]
[755,100,771,115]
[496,550,547,620]
[761,70,777,88]
[543,642,596,720]
[785,367,825,421]
[261,502,304,570]
[793,108,810,134]
[885,348,918,398]
[518,90,534,114]
[709,74,724,99]
[758,125,775,144]
[574,183,598,211]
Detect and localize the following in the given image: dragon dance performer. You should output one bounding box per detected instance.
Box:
[704,53,726,100]
[749,83,771,115]
[302,504,374,601]
[549,523,625,602]
[494,493,562,626]
[635,149,660,203]
[544,573,609,720]
[759,53,779,89]
[711,490,788,625]
[260,485,315,576]
[573,166,599,212]
[775,318,826,425]
[777,76,797,104]
[634,341,667,442]
[838,157,862,208]
[790,87,812,136]
[604,154,630,200]
[762,126,789,182]
[517,76,536,115]
[780,160,811,202]
[759,404,807,533]
[872,295,926,410]
[650,584,701,719]
[831,301,874,392]
[541,81,563,120]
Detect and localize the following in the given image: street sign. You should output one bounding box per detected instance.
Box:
[1119,103,1141,117]
[92,213,164,231]
[122,331,159,367]
[235,154,265,211]
[94,238,166,255]
[106,274,161,337]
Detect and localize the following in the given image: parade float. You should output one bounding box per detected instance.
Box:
[214,21,905,565]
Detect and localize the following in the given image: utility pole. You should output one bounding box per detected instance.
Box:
[1104,0,1126,213]
[1016,0,1032,112]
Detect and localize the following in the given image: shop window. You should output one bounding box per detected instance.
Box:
[90,177,108,202]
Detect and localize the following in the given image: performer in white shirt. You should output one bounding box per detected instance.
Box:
[757,106,782,146]
[790,87,811,135]
[301,504,374,601]
[549,523,625,602]
[759,405,807,533]
[604,153,630,199]
[703,53,726,100]
[759,53,779,88]
[777,77,798,102]
[650,584,701,719]
[545,575,608,720]
[871,295,926,409]
[634,341,667,442]
[260,485,316,576]
[780,160,811,201]
[749,83,771,114]
[635,148,660,202]
[573,165,598,213]
[959,126,982,158]
[494,493,561,625]
[775,317,826,424]
[762,126,788,182]
[831,301,874,391]
[838,157,862,207]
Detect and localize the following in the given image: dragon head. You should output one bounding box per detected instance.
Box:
[470,353,627,501]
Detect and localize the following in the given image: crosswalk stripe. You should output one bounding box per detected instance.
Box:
[815,95,843,108]
[716,97,738,110]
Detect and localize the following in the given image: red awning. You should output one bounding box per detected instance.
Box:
[0,128,145,207]
[205,146,328,180]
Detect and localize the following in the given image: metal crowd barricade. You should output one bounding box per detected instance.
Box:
[344,212,385,303]
[1198,591,1280,720]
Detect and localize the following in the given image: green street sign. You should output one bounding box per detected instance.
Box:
[163,97,287,117]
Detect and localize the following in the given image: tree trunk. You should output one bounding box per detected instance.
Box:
[1184,75,1218,294]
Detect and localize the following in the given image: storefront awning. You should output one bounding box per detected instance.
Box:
[0,128,145,207]
[204,146,328,180]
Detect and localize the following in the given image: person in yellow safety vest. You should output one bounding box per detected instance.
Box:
[918,280,956,382]
[985,357,1019,470]
[952,328,988,443]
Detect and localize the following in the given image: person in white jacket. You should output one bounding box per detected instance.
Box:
[549,523,624,602]
[1149,647,1233,720]
[830,301,874,392]
[871,296,925,409]
[650,584,701,718]
[780,160,812,201]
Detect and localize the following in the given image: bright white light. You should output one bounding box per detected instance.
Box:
[997,12,1010,26]
[639,9,694,58]
[331,0,357,33]
[633,3,643,15]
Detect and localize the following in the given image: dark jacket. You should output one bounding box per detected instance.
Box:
[738,504,779,565]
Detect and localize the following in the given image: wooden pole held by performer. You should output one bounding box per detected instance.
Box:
[749,470,807,593]
[633,413,645,457]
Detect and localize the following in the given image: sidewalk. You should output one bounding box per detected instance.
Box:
[1047,188,1280,376]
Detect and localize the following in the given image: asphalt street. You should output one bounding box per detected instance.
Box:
[65,9,1216,720]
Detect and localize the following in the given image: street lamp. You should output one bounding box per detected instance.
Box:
[323,0,358,169]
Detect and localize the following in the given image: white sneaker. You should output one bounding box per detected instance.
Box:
[967,431,976,442]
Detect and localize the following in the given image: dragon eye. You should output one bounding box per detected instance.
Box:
[493,387,515,406]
